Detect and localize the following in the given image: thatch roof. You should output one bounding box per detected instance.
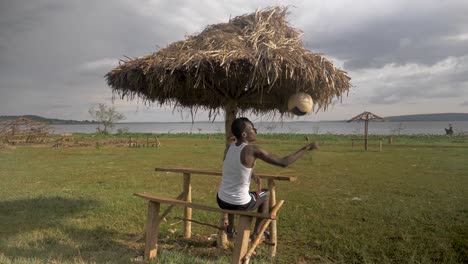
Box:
[347,111,385,122]
[106,6,351,116]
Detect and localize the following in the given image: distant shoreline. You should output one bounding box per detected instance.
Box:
[385,113,468,122]
[0,115,98,125]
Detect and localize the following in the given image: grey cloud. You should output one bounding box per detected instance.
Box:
[1,0,467,121]
[36,103,73,110]
[369,82,467,104]
[0,0,168,114]
[301,1,468,70]
[367,71,468,105]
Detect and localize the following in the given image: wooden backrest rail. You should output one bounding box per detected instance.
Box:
[134,193,279,220]
[155,167,297,182]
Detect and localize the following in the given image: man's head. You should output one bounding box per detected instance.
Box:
[231,117,257,141]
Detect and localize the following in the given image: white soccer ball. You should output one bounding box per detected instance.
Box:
[287,92,313,116]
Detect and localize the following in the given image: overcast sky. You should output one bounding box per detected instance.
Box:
[1,0,467,122]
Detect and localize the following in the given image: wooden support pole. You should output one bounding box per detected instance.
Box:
[133,192,185,243]
[379,139,383,152]
[183,173,192,239]
[232,215,253,264]
[174,216,223,230]
[144,201,161,260]
[364,120,369,151]
[268,179,277,259]
[224,102,238,151]
[243,200,284,263]
[217,212,228,249]
[159,192,184,221]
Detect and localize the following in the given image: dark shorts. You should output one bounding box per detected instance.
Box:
[217,191,269,211]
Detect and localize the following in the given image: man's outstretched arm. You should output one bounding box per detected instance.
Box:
[254,142,319,168]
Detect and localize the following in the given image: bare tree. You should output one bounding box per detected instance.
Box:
[88,103,125,134]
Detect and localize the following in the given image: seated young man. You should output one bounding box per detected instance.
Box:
[217,117,319,239]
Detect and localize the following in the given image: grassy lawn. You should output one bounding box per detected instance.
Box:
[0,134,467,263]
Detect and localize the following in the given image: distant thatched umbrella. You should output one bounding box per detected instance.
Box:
[0,117,54,144]
[0,117,53,137]
[106,6,352,144]
[347,111,385,150]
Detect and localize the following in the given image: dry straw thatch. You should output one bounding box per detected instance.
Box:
[106,6,351,117]
[0,117,54,144]
[347,111,385,122]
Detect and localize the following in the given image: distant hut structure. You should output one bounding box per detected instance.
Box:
[0,117,54,144]
[106,6,352,147]
[347,111,385,151]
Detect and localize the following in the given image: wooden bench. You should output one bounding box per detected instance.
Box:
[351,138,383,151]
[154,167,296,257]
[135,193,284,264]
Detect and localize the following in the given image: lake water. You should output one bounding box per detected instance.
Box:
[49,121,468,135]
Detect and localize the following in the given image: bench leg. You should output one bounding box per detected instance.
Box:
[268,179,278,259]
[183,173,192,239]
[232,215,253,264]
[145,201,161,260]
[217,213,228,249]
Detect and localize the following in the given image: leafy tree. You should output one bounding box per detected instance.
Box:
[88,103,125,134]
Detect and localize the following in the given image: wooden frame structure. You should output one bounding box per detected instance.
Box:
[144,167,296,262]
[135,193,284,264]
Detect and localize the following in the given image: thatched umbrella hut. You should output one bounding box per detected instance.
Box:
[347,111,385,151]
[106,6,351,145]
[0,117,54,144]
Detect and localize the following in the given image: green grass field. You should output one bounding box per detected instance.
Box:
[0,134,467,263]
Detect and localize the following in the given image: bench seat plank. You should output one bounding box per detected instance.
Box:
[155,167,296,182]
[134,193,277,220]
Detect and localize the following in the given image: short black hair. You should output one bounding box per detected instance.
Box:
[231,117,253,139]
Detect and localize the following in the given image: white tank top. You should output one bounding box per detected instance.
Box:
[218,143,253,205]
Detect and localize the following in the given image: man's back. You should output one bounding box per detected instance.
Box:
[219,143,253,205]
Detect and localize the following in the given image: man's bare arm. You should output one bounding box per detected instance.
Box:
[254,142,319,168]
